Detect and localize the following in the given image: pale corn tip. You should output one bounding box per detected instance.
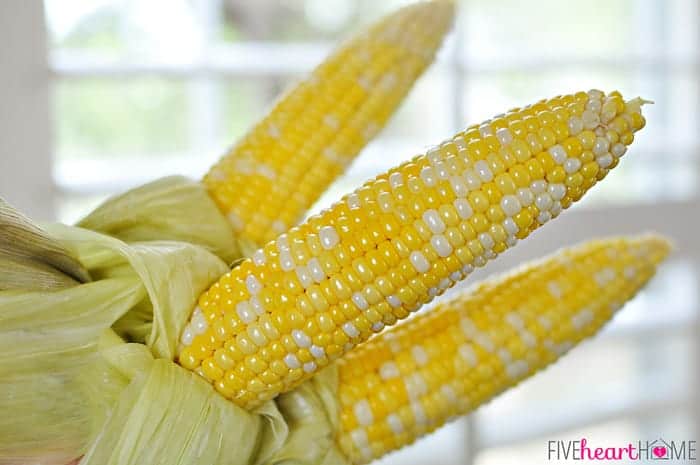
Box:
[179,90,647,410]
[335,234,670,464]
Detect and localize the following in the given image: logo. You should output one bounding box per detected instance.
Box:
[547,438,697,461]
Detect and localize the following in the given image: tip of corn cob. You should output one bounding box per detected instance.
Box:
[204,0,455,247]
[179,89,649,411]
[336,233,671,463]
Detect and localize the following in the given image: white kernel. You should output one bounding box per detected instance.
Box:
[420,166,437,187]
[572,308,594,329]
[450,271,462,281]
[550,201,562,217]
[549,145,567,164]
[593,137,610,156]
[435,161,449,180]
[521,330,537,348]
[354,400,374,426]
[438,277,451,289]
[387,295,402,308]
[387,414,404,434]
[191,308,208,334]
[463,169,482,190]
[405,373,428,399]
[378,362,399,381]
[423,209,446,234]
[412,345,429,366]
[548,281,563,299]
[310,345,325,358]
[371,321,384,332]
[461,264,474,274]
[323,114,339,129]
[503,217,519,235]
[587,89,604,99]
[473,255,487,267]
[389,172,404,188]
[441,385,458,404]
[279,250,295,272]
[537,211,552,224]
[295,265,314,289]
[342,322,360,338]
[319,226,339,249]
[377,191,392,212]
[430,234,453,257]
[352,292,369,310]
[611,142,627,158]
[506,236,518,247]
[249,296,265,315]
[409,251,430,273]
[582,109,599,129]
[479,232,495,250]
[506,360,529,379]
[505,312,524,329]
[449,175,468,197]
[412,402,427,426]
[454,198,473,219]
[624,266,637,280]
[252,249,266,266]
[291,329,312,348]
[530,180,547,194]
[284,353,301,369]
[236,302,256,324]
[564,158,582,174]
[351,428,369,452]
[568,116,583,135]
[245,275,262,295]
[500,195,522,216]
[479,123,493,137]
[458,344,478,367]
[586,98,602,113]
[516,188,534,206]
[548,183,567,201]
[181,328,194,346]
[426,147,442,165]
[276,234,290,251]
[474,160,493,182]
[496,127,513,145]
[596,153,613,168]
[346,193,361,209]
[484,249,496,259]
[307,258,326,282]
[498,348,512,363]
[538,316,552,330]
[303,361,317,373]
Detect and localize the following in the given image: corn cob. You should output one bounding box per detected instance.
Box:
[178,90,647,410]
[204,1,454,247]
[335,234,670,464]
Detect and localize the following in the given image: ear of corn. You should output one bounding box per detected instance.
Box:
[204,1,454,248]
[178,90,647,410]
[335,235,670,464]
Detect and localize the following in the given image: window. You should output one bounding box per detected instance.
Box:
[0,1,697,463]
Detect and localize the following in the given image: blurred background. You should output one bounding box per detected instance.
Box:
[0,0,698,463]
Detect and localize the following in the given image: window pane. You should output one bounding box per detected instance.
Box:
[55,78,189,160]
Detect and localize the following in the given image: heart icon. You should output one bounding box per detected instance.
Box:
[653,446,667,458]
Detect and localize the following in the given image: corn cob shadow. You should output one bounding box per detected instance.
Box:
[205,0,455,248]
[335,234,670,464]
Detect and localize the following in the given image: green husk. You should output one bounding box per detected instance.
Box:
[0,178,348,465]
